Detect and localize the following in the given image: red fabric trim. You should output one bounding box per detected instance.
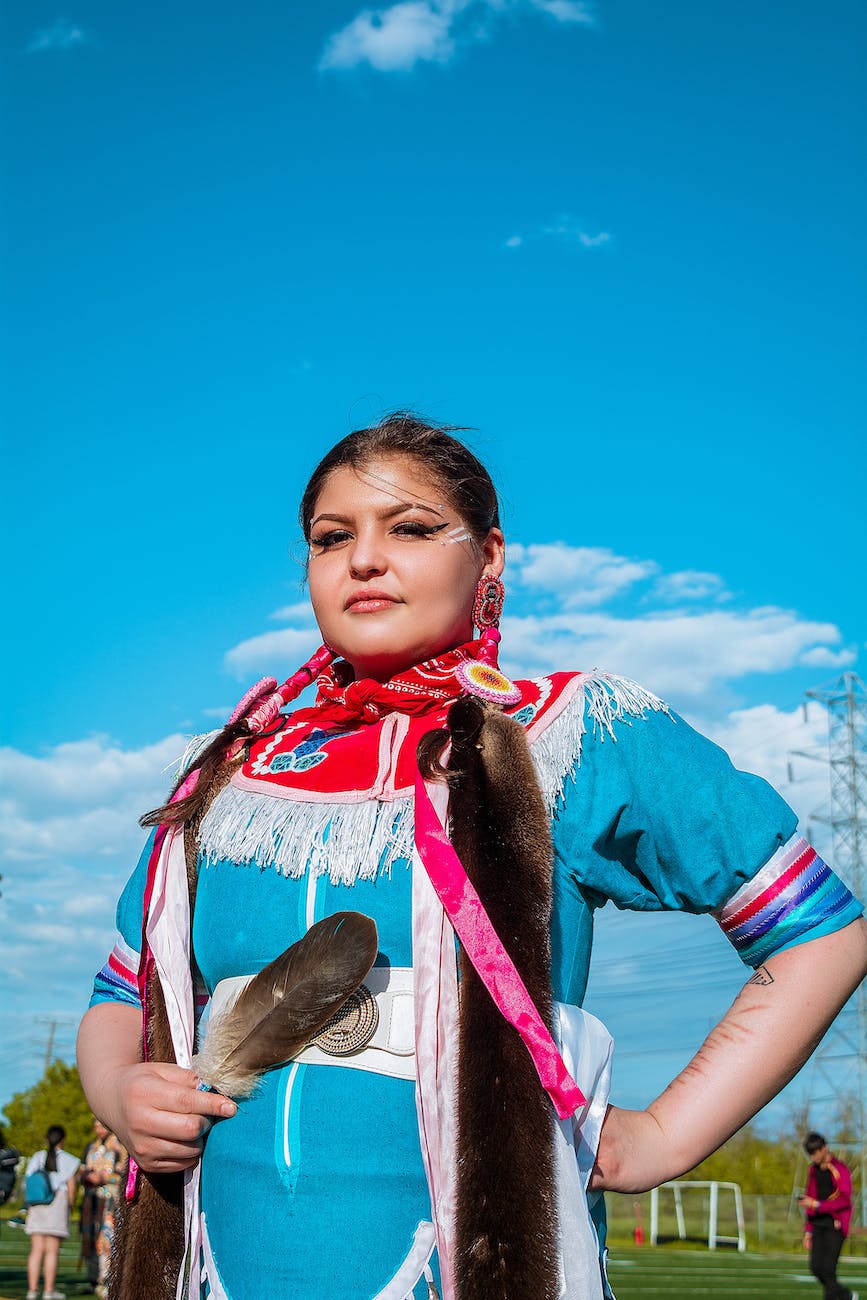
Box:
[720,845,816,932]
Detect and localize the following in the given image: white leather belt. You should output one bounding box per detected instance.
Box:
[208,965,416,1082]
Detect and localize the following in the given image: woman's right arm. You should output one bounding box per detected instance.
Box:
[77,1003,236,1174]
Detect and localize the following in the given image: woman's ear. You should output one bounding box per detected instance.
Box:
[481,528,505,578]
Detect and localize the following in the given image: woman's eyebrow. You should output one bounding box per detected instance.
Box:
[310,501,446,528]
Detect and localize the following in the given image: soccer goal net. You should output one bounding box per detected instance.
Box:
[649,1180,746,1251]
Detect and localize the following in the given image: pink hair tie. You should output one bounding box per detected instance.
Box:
[477,625,501,664]
[227,677,278,726]
[245,645,335,734]
[244,690,286,735]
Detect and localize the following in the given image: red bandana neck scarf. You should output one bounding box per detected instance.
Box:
[302,641,485,726]
[231,644,581,806]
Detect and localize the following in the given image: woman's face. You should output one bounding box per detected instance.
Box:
[307,455,504,681]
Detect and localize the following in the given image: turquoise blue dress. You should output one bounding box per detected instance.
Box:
[91,676,861,1299]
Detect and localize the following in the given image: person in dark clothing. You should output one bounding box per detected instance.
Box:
[800,1131,859,1300]
[0,1128,20,1207]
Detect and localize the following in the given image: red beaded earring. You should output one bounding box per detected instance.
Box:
[472,574,505,630]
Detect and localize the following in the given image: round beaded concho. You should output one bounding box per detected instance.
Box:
[312,984,379,1056]
[455,659,522,706]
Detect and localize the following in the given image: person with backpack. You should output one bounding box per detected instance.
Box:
[24,1124,80,1300]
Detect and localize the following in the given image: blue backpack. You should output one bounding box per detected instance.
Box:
[24,1165,55,1207]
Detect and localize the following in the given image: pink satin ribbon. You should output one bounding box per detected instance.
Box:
[413,771,585,1120]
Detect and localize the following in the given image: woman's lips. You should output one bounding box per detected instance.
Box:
[345,592,399,613]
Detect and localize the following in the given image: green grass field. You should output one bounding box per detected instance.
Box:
[607,1245,867,1298]
[1,1230,865,1299]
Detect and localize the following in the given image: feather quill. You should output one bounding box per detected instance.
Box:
[193,911,378,1097]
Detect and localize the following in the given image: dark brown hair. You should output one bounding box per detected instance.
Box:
[45,1124,65,1173]
[300,412,500,545]
[142,413,500,830]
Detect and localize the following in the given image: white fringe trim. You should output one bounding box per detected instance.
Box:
[178,729,222,777]
[197,672,670,883]
[532,671,670,814]
[198,784,415,885]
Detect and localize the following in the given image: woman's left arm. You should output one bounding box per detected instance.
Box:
[591,918,867,1194]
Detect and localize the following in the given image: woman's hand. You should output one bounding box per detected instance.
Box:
[77,1002,236,1174]
[589,1106,673,1194]
[103,1061,236,1173]
[589,919,867,1193]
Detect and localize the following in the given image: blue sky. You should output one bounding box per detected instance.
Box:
[2,1,865,1129]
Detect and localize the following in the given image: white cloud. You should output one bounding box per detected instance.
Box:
[0,734,190,1099]
[800,645,857,669]
[26,19,88,53]
[499,606,851,708]
[0,734,186,865]
[269,602,314,623]
[62,892,115,918]
[505,216,611,252]
[224,626,321,677]
[544,218,611,247]
[320,2,457,72]
[530,0,593,21]
[508,542,658,607]
[320,0,593,73]
[653,569,730,603]
[224,604,321,676]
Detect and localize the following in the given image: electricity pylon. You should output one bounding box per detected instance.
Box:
[790,672,867,1223]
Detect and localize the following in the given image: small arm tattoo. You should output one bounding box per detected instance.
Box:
[747,965,774,986]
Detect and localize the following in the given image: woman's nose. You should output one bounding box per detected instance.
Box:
[348,530,387,578]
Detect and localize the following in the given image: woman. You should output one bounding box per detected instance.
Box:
[79,1118,126,1296]
[77,414,867,1300]
[25,1124,80,1300]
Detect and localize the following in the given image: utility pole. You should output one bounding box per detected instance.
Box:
[790,672,867,1224]
[43,1019,57,1075]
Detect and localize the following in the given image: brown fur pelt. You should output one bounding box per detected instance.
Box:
[444,696,560,1300]
[109,765,234,1300]
[107,969,185,1300]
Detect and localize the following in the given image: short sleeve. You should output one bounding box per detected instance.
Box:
[552,692,861,966]
[57,1151,80,1184]
[88,830,156,1010]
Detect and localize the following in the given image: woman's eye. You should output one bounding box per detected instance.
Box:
[393,521,443,538]
[310,529,352,550]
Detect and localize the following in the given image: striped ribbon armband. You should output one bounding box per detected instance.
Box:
[90,936,142,1009]
[715,835,859,967]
